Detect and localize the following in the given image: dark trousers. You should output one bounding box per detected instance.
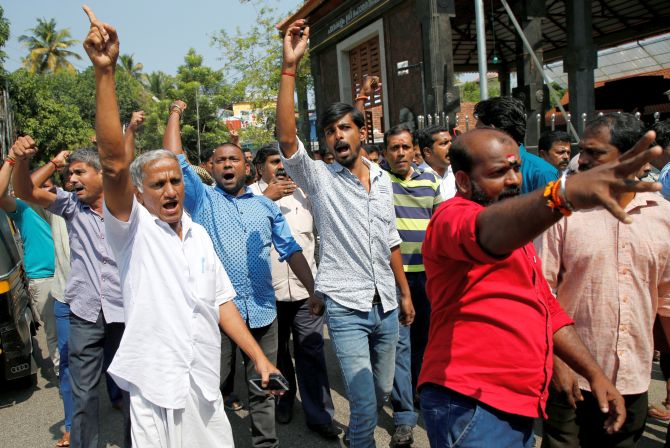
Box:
[276,298,334,425]
[407,271,430,395]
[543,388,648,448]
[69,311,130,448]
[221,319,279,448]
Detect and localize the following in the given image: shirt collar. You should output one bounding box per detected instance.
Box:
[151,208,193,240]
[626,192,660,213]
[214,184,255,199]
[332,157,383,181]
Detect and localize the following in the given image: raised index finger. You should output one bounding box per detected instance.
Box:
[82,5,109,41]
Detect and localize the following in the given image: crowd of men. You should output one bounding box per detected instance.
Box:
[2,8,670,448]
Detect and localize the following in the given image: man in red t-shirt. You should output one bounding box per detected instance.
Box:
[419,127,663,447]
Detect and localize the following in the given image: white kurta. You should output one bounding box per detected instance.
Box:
[104,198,236,447]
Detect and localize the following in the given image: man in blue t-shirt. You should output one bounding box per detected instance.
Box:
[475,96,558,194]
[0,147,57,366]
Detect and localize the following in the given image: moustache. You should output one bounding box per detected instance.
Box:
[334,141,350,150]
[498,187,521,201]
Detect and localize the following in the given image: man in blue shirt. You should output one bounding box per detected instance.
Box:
[475,96,558,194]
[163,100,317,448]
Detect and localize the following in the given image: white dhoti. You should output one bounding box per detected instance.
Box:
[128,379,234,448]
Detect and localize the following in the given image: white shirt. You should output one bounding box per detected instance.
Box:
[249,180,317,302]
[104,199,236,409]
[420,162,457,200]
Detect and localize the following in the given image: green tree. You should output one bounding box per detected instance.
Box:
[144,71,175,100]
[459,78,501,103]
[211,0,311,147]
[135,49,236,159]
[18,18,81,74]
[0,6,10,72]
[119,54,144,80]
[7,67,145,162]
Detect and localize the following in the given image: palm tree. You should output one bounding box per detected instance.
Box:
[119,54,144,80]
[19,18,81,74]
[145,71,173,100]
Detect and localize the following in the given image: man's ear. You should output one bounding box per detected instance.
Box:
[245,161,251,177]
[135,190,144,205]
[454,170,471,196]
[359,124,367,143]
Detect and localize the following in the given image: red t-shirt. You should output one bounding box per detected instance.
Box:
[418,196,573,418]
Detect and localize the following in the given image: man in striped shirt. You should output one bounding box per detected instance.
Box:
[381,124,443,447]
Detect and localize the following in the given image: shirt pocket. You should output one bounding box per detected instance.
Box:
[195,255,217,305]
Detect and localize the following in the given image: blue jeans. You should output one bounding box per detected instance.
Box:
[420,384,535,448]
[325,297,399,448]
[54,299,73,432]
[391,323,418,427]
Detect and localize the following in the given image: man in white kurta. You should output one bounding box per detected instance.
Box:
[105,197,236,447]
[81,7,281,446]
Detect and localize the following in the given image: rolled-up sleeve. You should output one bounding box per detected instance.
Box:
[280,138,320,196]
[270,201,302,262]
[46,188,78,220]
[178,154,206,215]
[543,277,574,333]
[214,256,236,307]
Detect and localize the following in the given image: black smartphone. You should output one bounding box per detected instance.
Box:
[248,373,290,393]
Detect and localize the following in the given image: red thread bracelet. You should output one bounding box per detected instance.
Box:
[281,71,296,77]
[50,160,59,170]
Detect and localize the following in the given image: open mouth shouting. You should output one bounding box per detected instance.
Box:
[334,141,351,158]
[161,199,180,216]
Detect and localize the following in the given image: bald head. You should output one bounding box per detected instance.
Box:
[450,128,517,175]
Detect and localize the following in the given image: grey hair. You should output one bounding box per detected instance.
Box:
[69,148,101,171]
[130,149,179,192]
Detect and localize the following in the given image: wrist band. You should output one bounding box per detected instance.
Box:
[49,160,59,170]
[558,171,575,212]
[169,103,184,116]
[5,158,15,166]
[543,177,572,217]
[281,71,296,77]
[355,95,369,101]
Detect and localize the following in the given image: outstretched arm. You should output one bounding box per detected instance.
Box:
[123,111,145,158]
[276,20,309,159]
[11,136,57,208]
[476,131,663,256]
[82,5,132,221]
[163,101,187,157]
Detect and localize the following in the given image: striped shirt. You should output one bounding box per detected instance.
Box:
[384,165,443,272]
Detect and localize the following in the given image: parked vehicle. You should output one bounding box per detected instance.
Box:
[0,209,37,388]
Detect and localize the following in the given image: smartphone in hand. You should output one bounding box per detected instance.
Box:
[248,373,290,393]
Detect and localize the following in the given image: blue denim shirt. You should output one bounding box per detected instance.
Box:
[179,155,302,328]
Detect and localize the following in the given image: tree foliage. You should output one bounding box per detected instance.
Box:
[119,54,144,81]
[18,18,81,74]
[211,0,311,147]
[0,6,10,71]
[7,68,143,162]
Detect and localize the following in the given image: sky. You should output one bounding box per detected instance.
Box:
[3,0,302,75]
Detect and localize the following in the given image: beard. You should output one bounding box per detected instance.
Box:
[470,181,521,206]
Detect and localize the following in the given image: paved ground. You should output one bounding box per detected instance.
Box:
[0,329,667,447]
